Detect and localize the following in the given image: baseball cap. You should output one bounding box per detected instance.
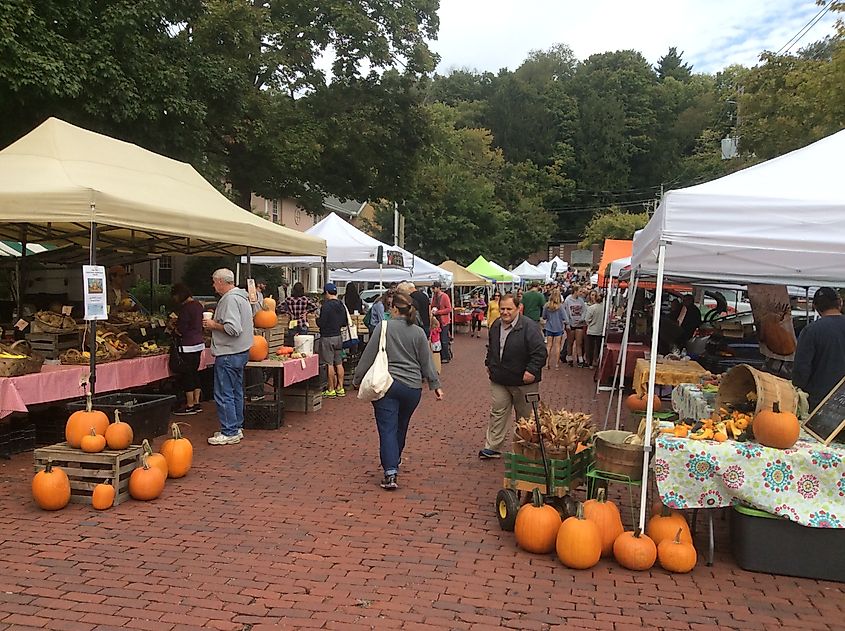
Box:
[813,286,839,306]
[323,283,338,295]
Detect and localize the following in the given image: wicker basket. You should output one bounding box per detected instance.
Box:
[0,340,45,376]
[716,363,798,415]
[593,430,646,480]
[31,311,77,334]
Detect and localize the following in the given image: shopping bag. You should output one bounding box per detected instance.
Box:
[357,320,393,401]
[341,303,359,349]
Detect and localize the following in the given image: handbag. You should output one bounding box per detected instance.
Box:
[168,337,187,373]
[357,320,394,401]
[341,302,359,349]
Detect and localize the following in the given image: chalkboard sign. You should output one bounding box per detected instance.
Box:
[803,375,845,446]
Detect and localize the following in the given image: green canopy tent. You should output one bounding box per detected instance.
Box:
[466,256,517,283]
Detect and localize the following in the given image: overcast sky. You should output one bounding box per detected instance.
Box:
[431,0,840,75]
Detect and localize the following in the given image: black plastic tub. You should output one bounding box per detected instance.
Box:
[67,393,176,444]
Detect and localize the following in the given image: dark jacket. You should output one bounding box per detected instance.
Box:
[411,290,431,337]
[485,315,547,386]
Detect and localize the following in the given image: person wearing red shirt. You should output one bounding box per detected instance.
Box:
[431,282,452,364]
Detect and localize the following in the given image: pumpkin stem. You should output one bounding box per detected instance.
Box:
[674,528,683,544]
[531,487,544,508]
[170,422,189,439]
[141,439,153,456]
[575,502,585,520]
[596,488,607,503]
[633,528,642,538]
[85,392,93,413]
[660,505,673,517]
[140,452,150,470]
[45,460,53,474]
[89,427,97,436]
[772,401,780,414]
[114,409,121,424]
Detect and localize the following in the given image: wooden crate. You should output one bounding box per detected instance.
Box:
[260,324,287,352]
[33,443,142,506]
[26,331,80,360]
[282,392,322,413]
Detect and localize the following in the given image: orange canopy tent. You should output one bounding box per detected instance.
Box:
[597,239,633,287]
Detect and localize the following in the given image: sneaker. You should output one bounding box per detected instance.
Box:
[207,433,241,445]
[478,449,502,460]
[213,429,244,439]
[322,389,337,398]
[380,474,398,490]
[173,406,197,416]
[190,404,203,413]
[336,387,346,397]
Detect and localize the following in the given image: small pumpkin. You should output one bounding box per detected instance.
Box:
[66,393,109,448]
[582,488,624,557]
[658,528,697,573]
[141,439,169,480]
[514,489,562,554]
[254,309,277,329]
[104,410,134,450]
[91,483,116,510]
[160,423,193,478]
[128,453,166,501]
[556,503,602,570]
[32,461,71,510]
[613,528,657,571]
[80,427,107,453]
[646,505,692,545]
[625,393,662,413]
[262,297,277,312]
[249,335,269,361]
[753,401,799,450]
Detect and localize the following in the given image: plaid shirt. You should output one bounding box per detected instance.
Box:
[279,296,317,321]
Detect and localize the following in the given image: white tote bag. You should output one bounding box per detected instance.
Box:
[357,320,394,401]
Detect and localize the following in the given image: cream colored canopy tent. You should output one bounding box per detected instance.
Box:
[439,260,491,287]
[0,118,326,258]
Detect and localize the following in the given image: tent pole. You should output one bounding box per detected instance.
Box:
[245,247,252,283]
[16,225,27,321]
[595,274,616,396]
[322,257,328,288]
[611,273,638,430]
[805,287,810,326]
[638,242,667,533]
[89,219,98,396]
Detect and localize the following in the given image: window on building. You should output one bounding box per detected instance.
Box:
[271,200,280,224]
[159,256,172,285]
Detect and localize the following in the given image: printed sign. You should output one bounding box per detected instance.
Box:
[82,265,109,321]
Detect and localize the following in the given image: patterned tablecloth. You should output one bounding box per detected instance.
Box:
[654,435,845,528]
[633,358,708,396]
[671,383,717,422]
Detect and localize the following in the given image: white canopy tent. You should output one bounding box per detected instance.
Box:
[330,246,452,287]
[536,256,569,281]
[511,261,546,281]
[487,260,519,283]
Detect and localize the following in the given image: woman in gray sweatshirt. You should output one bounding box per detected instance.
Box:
[353,290,444,490]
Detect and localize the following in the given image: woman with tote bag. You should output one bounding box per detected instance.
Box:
[353,290,444,490]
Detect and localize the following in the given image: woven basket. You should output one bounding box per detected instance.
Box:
[593,430,646,480]
[716,363,797,415]
[0,340,45,376]
[31,311,77,334]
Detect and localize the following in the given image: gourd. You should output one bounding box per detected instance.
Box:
[556,503,602,570]
[276,346,295,356]
[80,428,107,453]
[249,335,269,361]
[160,423,193,478]
[262,297,277,312]
[32,461,71,510]
[582,488,624,557]
[128,454,166,501]
[254,309,277,329]
[753,402,799,449]
[646,505,692,545]
[625,393,662,413]
[514,489,562,554]
[658,528,697,573]
[104,410,134,450]
[613,529,657,571]
[66,393,109,448]
[142,439,169,480]
[91,483,116,510]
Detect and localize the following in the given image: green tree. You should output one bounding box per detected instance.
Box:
[579,206,649,248]
[655,47,693,82]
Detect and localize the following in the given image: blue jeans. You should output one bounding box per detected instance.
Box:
[372,380,422,476]
[213,351,250,436]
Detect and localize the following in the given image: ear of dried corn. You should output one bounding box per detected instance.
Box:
[513,402,594,458]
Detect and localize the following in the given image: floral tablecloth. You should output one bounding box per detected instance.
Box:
[654,435,845,528]
[671,383,716,422]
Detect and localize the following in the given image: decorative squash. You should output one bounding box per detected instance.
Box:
[32,461,71,510]
[254,309,278,329]
[753,401,799,450]
[262,297,277,312]
[249,335,269,361]
[276,346,295,356]
[759,313,796,356]
[582,488,624,557]
[80,428,107,453]
[128,453,166,501]
[658,528,697,573]
[66,393,109,448]
[141,439,169,480]
[91,483,116,510]
[613,529,657,571]
[160,423,193,478]
[625,393,662,413]
[104,410,134,450]
[646,505,692,546]
[556,503,602,570]
[514,489,562,554]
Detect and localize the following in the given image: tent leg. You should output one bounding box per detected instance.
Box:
[610,273,638,429]
[322,257,329,288]
[595,275,616,396]
[88,219,98,396]
[637,242,667,533]
[245,247,252,284]
[16,225,27,321]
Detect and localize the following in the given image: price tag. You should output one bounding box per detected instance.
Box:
[140,328,147,337]
[106,305,111,314]
[61,305,73,316]
[289,319,298,330]
[150,320,157,329]
[15,319,29,331]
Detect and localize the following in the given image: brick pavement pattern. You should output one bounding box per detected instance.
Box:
[1,334,844,630]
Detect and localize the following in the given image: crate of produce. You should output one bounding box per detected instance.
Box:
[26,331,80,360]
[66,393,176,443]
[33,442,142,506]
[259,323,288,352]
[502,449,591,498]
[243,398,285,430]
[282,391,322,413]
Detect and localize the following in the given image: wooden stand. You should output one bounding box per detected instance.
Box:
[26,331,80,360]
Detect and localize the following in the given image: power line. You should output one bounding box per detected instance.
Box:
[775,3,834,56]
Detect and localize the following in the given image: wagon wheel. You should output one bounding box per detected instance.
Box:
[495,489,520,531]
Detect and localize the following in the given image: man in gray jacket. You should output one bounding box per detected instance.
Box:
[202,268,254,445]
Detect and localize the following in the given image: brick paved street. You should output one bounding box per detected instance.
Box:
[1,334,844,630]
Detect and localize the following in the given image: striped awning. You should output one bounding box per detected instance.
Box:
[0,241,53,257]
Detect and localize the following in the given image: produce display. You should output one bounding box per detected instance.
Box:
[65,393,109,448]
[34,310,76,332]
[138,341,167,356]
[111,311,151,328]
[513,405,594,458]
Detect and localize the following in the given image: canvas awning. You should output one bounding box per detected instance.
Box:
[511,261,546,281]
[466,256,517,282]
[597,240,633,287]
[0,118,326,258]
[439,260,491,287]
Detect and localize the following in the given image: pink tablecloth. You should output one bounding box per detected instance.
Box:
[595,342,647,385]
[246,354,319,387]
[0,349,215,418]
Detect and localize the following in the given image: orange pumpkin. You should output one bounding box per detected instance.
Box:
[32,461,71,510]
[262,297,277,312]
[249,335,269,361]
[556,503,602,570]
[625,393,662,413]
[582,488,624,557]
[613,529,657,571]
[646,505,692,546]
[160,423,193,478]
[91,483,116,510]
[80,428,107,453]
[658,528,697,573]
[254,309,277,329]
[759,314,796,356]
[66,393,109,448]
[141,439,169,480]
[514,489,562,554]
[753,401,799,450]
[104,410,134,450]
[128,454,166,501]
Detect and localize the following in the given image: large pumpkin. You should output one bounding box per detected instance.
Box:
[753,401,799,449]
[66,394,109,448]
[142,439,169,480]
[104,410,134,450]
[160,423,193,478]
[646,505,692,546]
[254,309,278,329]
[32,461,71,510]
[625,393,662,413]
[613,529,657,571]
[91,483,116,510]
[556,503,602,570]
[759,314,796,356]
[514,489,562,554]
[128,454,166,501]
[249,335,269,361]
[582,488,624,557]
[658,528,697,573]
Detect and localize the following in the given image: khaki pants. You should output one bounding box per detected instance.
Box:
[485,381,539,452]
